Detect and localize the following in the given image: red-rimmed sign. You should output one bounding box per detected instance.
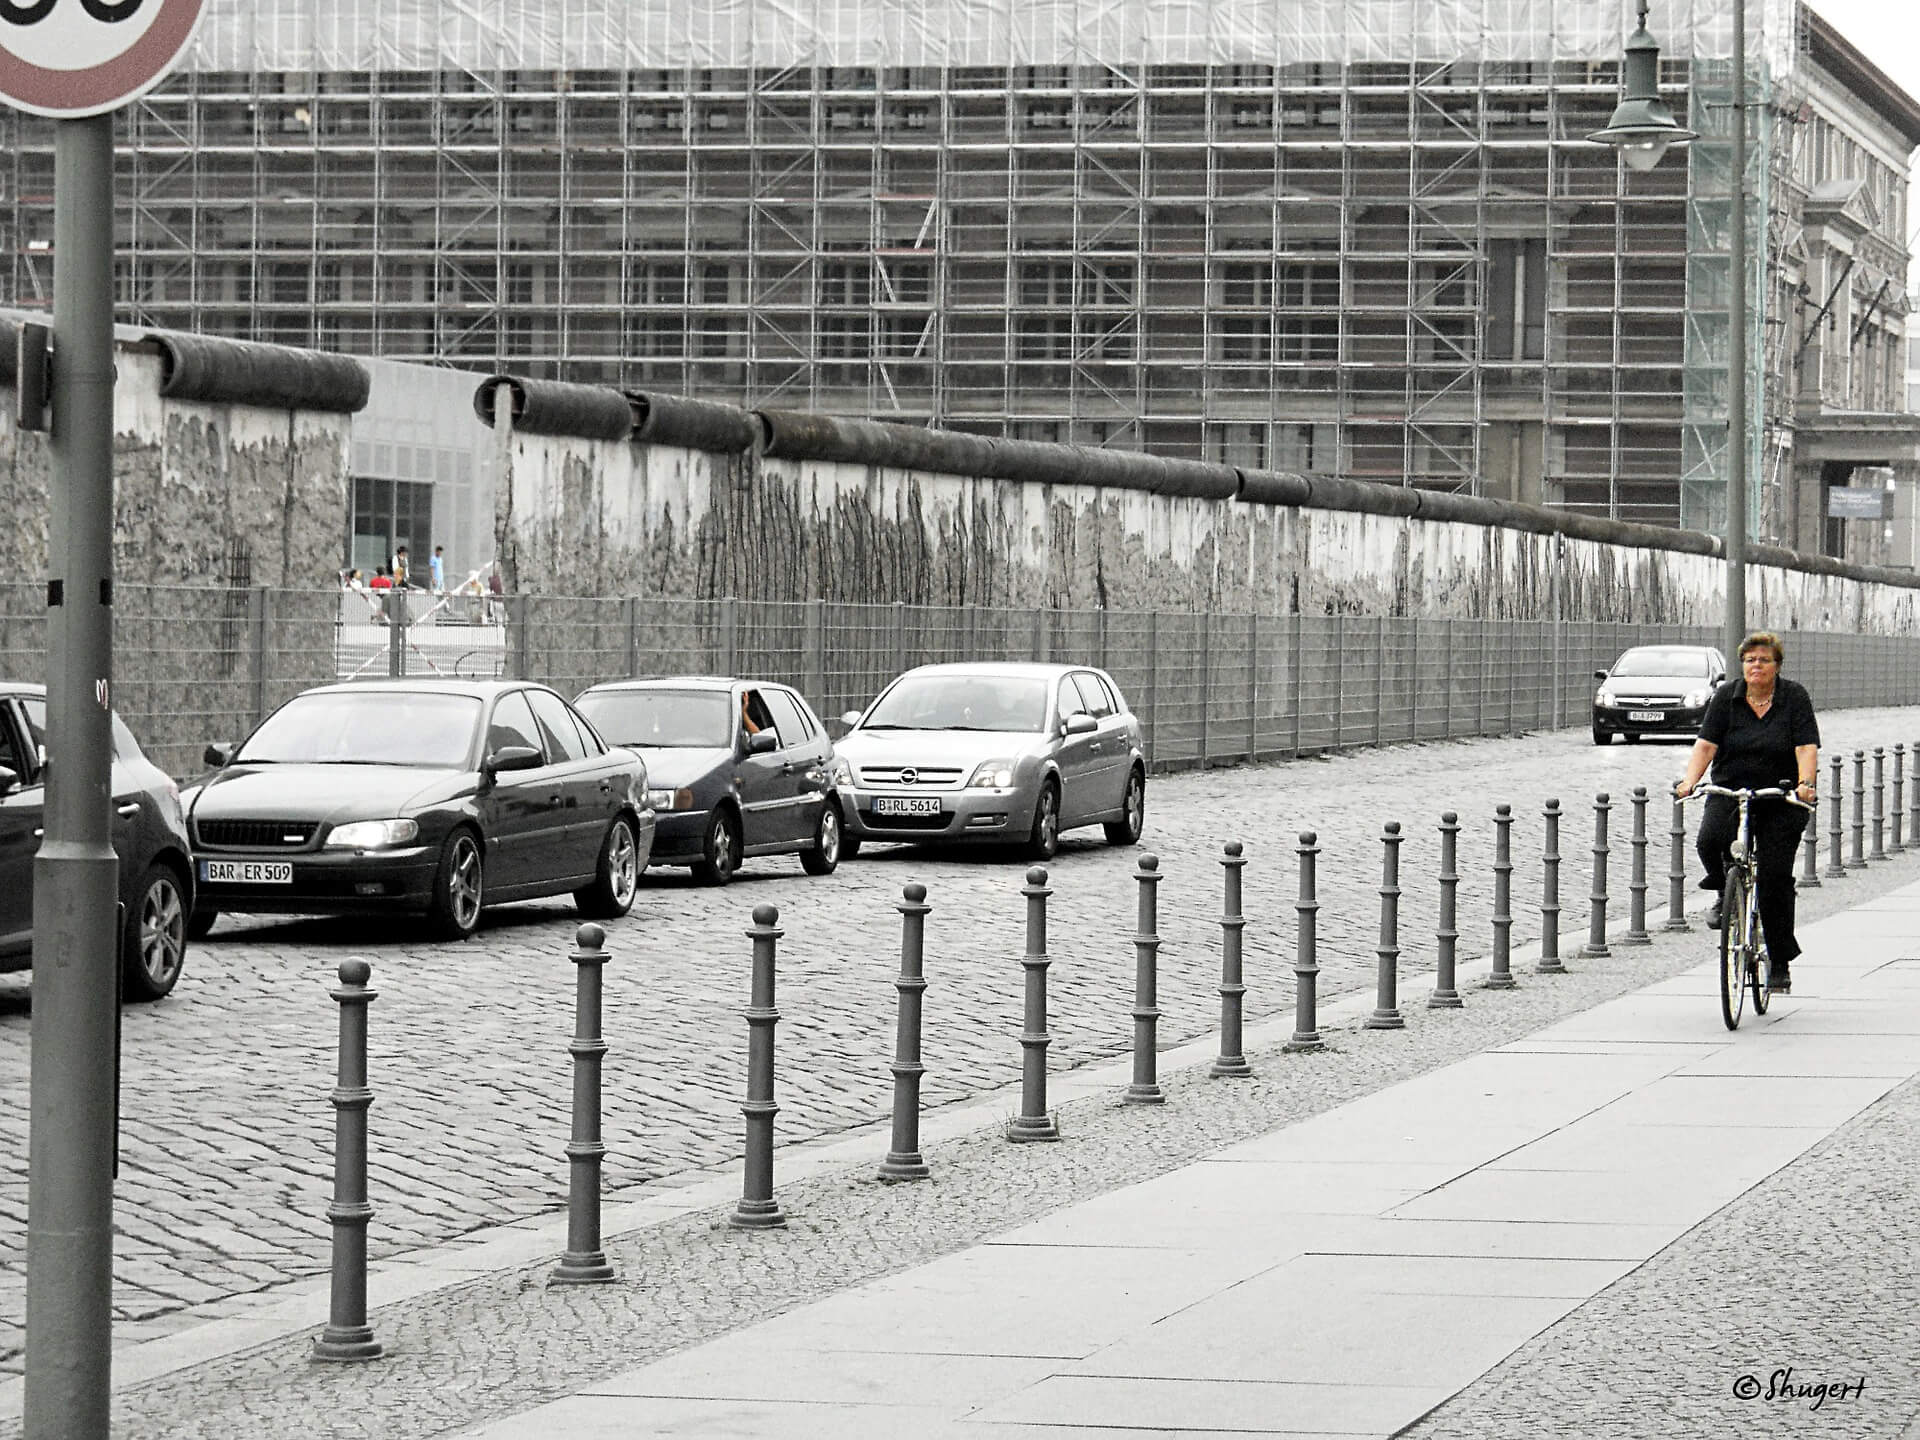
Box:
[0,0,206,118]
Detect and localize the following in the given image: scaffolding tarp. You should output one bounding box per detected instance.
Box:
[182,0,1798,74]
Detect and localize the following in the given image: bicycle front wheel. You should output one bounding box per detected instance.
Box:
[1719,871,1749,1031]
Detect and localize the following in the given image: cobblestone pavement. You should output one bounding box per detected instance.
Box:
[3,707,1916,1378]
[14,834,1920,1440]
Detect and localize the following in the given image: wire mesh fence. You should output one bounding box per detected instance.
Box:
[12,587,1920,780]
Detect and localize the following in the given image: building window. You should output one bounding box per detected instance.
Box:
[1276,261,1339,363]
[1485,238,1546,362]
[350,476,433,577]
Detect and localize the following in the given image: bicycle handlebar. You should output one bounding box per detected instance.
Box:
[1678,780,1814,811]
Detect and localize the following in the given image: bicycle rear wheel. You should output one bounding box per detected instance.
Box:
[1719,872,1749,1031]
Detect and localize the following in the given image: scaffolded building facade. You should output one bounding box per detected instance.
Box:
[2,0,1913,538]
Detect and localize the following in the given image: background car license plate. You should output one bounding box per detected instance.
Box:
[1627,710,1664,722]
[873,796,941,818]
[202,860,293,884]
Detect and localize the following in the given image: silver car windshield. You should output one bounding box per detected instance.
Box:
[862,675,1051,733]
[1613,649,1715,678]
[237,692,484,767]
[576,690,732,748]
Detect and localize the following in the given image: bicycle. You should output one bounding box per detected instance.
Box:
[1679,781,1814,1030]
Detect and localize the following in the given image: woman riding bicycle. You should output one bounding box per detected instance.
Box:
[1674,632,1820,992]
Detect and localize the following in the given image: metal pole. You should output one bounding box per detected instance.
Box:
[1487,804,1517,988]
[1583,793,1611,958]
[1008,867,1060,1142]
[1850,750,1866,868]
[312,960,382,1361]
[1624,786,1651,944]
[1667,794,1695,924]
[1365,823,1405,1030]
[1430,812,1462,1008]
[1126,854,1165,1103]
[731,905,786,1228]
[1210,842,1251,1078]
[1893,744,1906,853]
[1872,747,1886,860]
[1827,753,1847,878]
[551,926,615,1284]
[1800,807,1821,891]
[1725,0,1748,661]
[879,883,932,1180]
[387,584,407,677]
[1285,832,1324,1051]
[1537,798,1565,973]
[25,113,122,1437]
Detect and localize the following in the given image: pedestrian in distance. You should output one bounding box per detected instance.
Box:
[392,545,411,588]
[1673,631,1820,992]
[430,545,446,592]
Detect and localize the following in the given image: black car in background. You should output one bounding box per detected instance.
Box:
[0,683,195,1002]
[186,680,653,939]
[574,677,841,884]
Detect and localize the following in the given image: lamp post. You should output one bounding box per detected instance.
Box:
[1590,0,1749,660]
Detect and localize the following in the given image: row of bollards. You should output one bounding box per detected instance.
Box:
[316,742,1920,1359]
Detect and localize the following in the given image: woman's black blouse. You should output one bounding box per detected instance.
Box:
[1700,677,1820,792]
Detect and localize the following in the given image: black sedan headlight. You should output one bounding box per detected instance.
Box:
[324,818,420,850]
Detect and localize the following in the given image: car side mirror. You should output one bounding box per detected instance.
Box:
[1713,673,1726,685]
[485,744,542,774]
[0,765,17,795]
[745,730,777,755]
[1063,712,1098,736]
[204,742,235,768]
[1592,669,1609,682]
[840,710,862,728]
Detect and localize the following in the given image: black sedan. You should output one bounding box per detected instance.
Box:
[0,682,194,1002]
[574,677,840,884]
[187,680,654,939]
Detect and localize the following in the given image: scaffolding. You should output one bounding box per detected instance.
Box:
[0,0,1865,530]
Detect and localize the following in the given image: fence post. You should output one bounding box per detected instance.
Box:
[1211,843,1251,1078]
[1333,611,1345,749]
[1009,867,1060,1142]
[721,595,738,677]
[1145,611,1160,769]
[1666,794,1694,925]
[1583,793,1611,958]
[891,600,907,678]
[1199,611,1213,768]
[1487,804,1516,988]
[1827,753,1847,878]
[731,905,786,1229]
[1443,618,1455,737]
[1285,832,1324,1051]
[1365,823,1405,1030]
[1850,751,1867,868]
[1537,798,1565,973]
[879,883,932,1181]
[1030,606,1046,663]
[1429,811,1462,1008]
[1246,614,1259,764]
[808,598,827,711]
[1288,612,1303,756]
[551,925,615,1285]
[312,960,381,1363]
[1372,616,1384,746]
[622,595,640,679]
[508,593,531,681]
[1623,786,1650,944]
[1893,744,1906,853]
[1872,747,1886,860]
[1475,620,1487,735]
[387,585,407,678]
[249,585,270,727]
[1126,855,1165,1104]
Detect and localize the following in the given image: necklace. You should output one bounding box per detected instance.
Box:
[1749,691,1774,716]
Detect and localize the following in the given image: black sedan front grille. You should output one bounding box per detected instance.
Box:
[197,819,320,851]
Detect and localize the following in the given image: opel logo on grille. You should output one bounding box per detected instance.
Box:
[898,767,918,786]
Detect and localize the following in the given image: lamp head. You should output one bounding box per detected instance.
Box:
[1585,6,1698,169]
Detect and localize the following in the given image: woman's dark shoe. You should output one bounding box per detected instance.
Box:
[1771,965,1791,993]
[1706,901,1723,930]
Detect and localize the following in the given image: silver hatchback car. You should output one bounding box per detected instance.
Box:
[831,662,1147,860]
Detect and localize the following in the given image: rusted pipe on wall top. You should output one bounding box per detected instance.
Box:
[147,332,370,414]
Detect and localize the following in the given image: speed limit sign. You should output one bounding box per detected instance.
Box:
[0,0,207,118]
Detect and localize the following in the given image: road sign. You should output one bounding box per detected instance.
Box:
[0,0,207,118]
[1827,486,1892,520]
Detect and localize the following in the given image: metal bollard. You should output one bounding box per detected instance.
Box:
[1210,842,1251,1078]
[1126,854,1166,1103]
[1623,787,1651,944]
[1665,795,1693,927]
[879,883,932,1181]
[1893,745,1906,853]
[1536,799,1565,974]
[731,905,787,1229]
[1911,740,1920,848]
[313,959,382,1363]
[1583,793,1611,958]
[1487,805,1517,989]
[1872,748,1886,860]
[1285,832,1325,1051]
[1008,867,1060,1142]
[1800,807,1821,890]
[1366,822,1405,1029]
[1429,812,1462,1008]
[1850,751,1867,868]
[551,925,615,1284]
[1827,753,1847,879]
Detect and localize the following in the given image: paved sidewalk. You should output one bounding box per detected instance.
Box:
[463,883,1920,1440]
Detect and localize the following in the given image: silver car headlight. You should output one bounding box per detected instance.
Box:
[1683,688,1709,709]
[828,758,854,788]
[648,787,693,811]
[968,759,1016,789]
[325,818,420,850]
[1595,689,1616,707]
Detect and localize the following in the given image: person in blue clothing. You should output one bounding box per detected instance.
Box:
[430,545,446,592]
[1673,631,1820,991]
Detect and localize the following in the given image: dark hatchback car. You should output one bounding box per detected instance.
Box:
[1591,644,1729,745]
[186,679,653,938]
[0,683,195,1001]
[573,677,839,884]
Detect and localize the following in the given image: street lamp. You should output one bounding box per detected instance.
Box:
[1590,0,1750,662]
